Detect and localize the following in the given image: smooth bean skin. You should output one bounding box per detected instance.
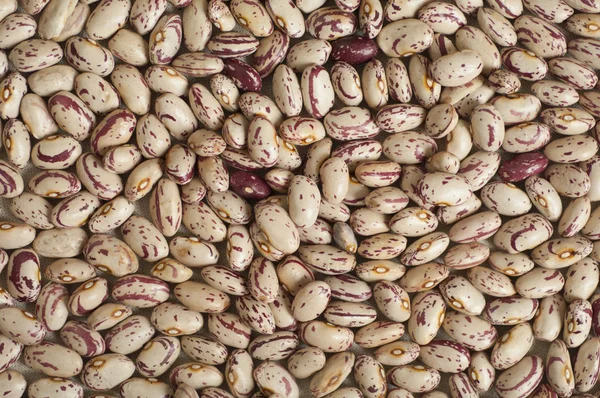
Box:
[28,378,84,398]
[3,0,600,395]
[23,341,83,378]
[0,370,26,398]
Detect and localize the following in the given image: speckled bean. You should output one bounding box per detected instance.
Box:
[83,0,130,40]
[111,274,169,309]
[443,243,490,270]
[531,81,579,107]
[169,236,219,267]
[298,320,354,352]
[467,266,517,297]
[150,258,191,284]
[0,332,22,372]
[0,370,26,398]
[448,211,502,243]
[399,262,449,293]
[531,294,566,342]
[548,57,598,90]
[483,297,539,325]
[1,119,29,170]
[563,299,593,348]
[0,160,24,199]
[377,19,434,57]
[228,0,273,37]
[120,378,174,398]
[541,107,595,136]
[364,188,407,216]
[495,356,544,398]
[180,335,227,366]
[28,378,84,398]
[489,94,542,125]
[388,365,441,393]
[558,197,591,239]
[382,58,411,103]
[0,307,46,345]
[406,290,445,345]
[31,134,81,171]
[502,122,551,153]
[545,135,599,164]
[7,39,62,73]
[87,303,132,331]
[50,191,100,228]
[248,331,299,361]
[480,182,531,216]
[469,352,496,393]
[64,37,114,77]
[67,277,108,316]
[83,234,138,276]
[494,213,554,253]
[23,341,82,378]
[44,258,96,284]
[253,361,298,398]
[513,15,566,59]
[515,268,565,299]
[150,302,203,337]
[491,322,534,370]
[573,336,600,392]
[544,339,574,397]
[431,50,483,87]
[287,347,326,380]
[487,70,521,94]
[372,339,418,366]
[439,274,485,315]
[87,196,134,234]
[524,0,573,22]
[81,353,135,390]
[0,222,34,250]
[383,130,436,164]
[174,281,228,314]
[6,248,41,303]
[110,64,151,116]
[442,311,498,351]
[225,350,255,397]
[28,170,82,199]
[0,74,24,120]
[35,282,69,331]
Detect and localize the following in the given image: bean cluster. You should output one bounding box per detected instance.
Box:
[0,0,599,397]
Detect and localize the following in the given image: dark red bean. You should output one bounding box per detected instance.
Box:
[498,152,549,182]
[230,171,272,200]
[331,36,379,65]
[223,59,263,92]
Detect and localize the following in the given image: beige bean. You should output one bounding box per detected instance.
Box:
[108,29,149,67]
[377,19,434,57]
[288,347,326,379]
[310,352,355,398]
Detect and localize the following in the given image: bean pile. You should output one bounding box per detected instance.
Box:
[2,0,600,397]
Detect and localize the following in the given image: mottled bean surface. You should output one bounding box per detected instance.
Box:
[1,1,600,398]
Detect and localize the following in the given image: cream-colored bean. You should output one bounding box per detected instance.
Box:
[38,0,78,40]
[108,29,149,67]
[310,352,355,397]
[377,19,434,57]
[111,64,151,116]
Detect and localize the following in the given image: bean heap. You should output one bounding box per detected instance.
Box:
[3,0,600,397]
